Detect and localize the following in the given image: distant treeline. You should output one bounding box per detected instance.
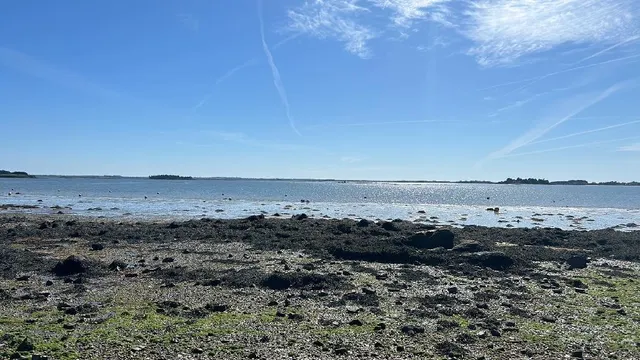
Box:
[0,170,35,178]
[498,177,639,186]
[148,175,193,180]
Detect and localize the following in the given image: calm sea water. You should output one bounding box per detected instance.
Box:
[2,178,639,230]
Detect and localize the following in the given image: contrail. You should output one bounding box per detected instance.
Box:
[479,53,640,91]
[574,36,640,66]
[193,58,258,111]
[306,119,455,129]
[258,0,301,136]
[499,136,640,158]
[192,34,300,112]
[526,119,640,146]
[481,82,628,163]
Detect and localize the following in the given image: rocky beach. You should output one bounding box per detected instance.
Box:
[0,214,638,359]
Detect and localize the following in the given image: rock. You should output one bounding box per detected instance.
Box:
[357,219,370,227]
[566,255,588,270]
[447,286,458,294]
[191,348,204,354]
[490,329,501,337]
[124,273,138,278]
[16,338,35,352]
[45,280,53,286]
[349,319,364,326]
[62,323,75,330]
[287,313,304,321]
[108,260,127,271]
[468,252,514,270]
[380,221,399,231]
[247,214,265,221]
[16,275,30,281]
[362,287,376,295]
[401,325,425,336]
[346,305,361,314]
[52,256,86,276]
[407,229,455,249]
[541,315,556,323]
[162,257,175,263]
[90,244,104,251]
[571,350,584,358]
[452,241,486,253]
[374,322,386,331]
[294,214,308,220]
[334,348,349,355]
[206,304,229,312]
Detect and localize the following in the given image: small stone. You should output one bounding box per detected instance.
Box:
[268,300,278,306]
[259,336,270,343]
[374,322,386,331]
[490,329,501,337]
[396,346,405,352]
[334,347,348,355]
[505,321,516,327]
[313,340,324,347]
[617,308,627,316]
[275,311,286,317]
[447,286,458,294]
[90,244,104,251]
[16,338,35,352]
[62,323,75,330]
[571,350,584,358]
[374,342,384,349]
[45,280,54,286]
[287,313,303,321]
[401,325,425,336]
[349,319,364,326]
[541,315,556,323]
[191,348,204,354]
[16,275,30,281]
[162,257,175,263]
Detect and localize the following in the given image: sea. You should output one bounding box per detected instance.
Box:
[1,178,639,231]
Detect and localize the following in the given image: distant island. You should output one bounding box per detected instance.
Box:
[148,175,193,180]
[0,170,35,178]
[497,177,639,186]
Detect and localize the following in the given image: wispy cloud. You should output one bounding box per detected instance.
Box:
[503,136,640,158]
[528,119,640,146]
[574,35,640,65]
[0,46,121,99]
[287,0,376,58]
[282,1,640,66]
[465,0,639,67]
[480,53,640,91]
[618,143,640,152]
[193,34,299,112]
[369,0,452,27]
[481,82,629,162]
[306,119,453,129]
[259,0,301,136]
[488,92,545,117]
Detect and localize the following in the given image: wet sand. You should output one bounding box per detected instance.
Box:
[0,214,639,359]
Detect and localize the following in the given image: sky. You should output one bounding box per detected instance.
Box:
[1,0,640,181]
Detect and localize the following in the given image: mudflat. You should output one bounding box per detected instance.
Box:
[0,214,638,359]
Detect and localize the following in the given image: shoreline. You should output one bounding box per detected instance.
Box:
[1,214,639,359]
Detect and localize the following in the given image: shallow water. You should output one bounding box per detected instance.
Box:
[1,178,639,230]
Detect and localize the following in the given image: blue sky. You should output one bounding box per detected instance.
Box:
[1,0,640,181]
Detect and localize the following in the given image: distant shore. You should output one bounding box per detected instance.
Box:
[6,175,639,186]
[0,170,34,179]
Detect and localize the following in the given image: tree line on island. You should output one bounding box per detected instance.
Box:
[0,170,35,178]
[148,174,193,180]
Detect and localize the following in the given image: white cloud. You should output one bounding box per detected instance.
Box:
[287,0,376,58]
[465,0,639,66]
[369,0,452,27]
[619,143,640,151]
[285,0,640,66]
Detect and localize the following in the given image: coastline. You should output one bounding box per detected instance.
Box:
[1,214,638,359]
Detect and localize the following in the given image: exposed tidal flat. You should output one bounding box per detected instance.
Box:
[0,214,638,359]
